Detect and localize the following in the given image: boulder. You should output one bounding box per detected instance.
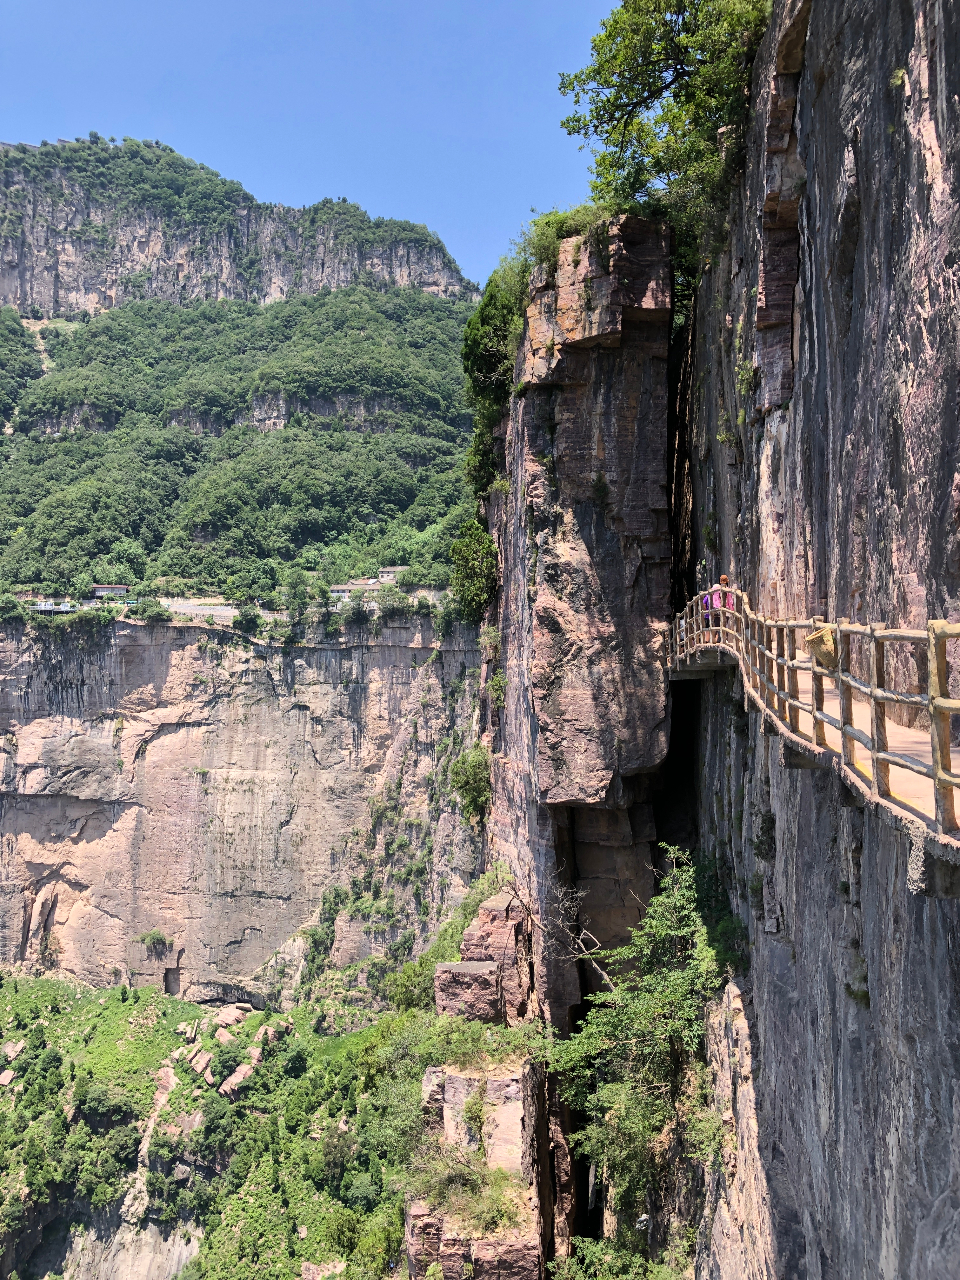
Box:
[219,1062,254,1098]
[434,961,502,1022]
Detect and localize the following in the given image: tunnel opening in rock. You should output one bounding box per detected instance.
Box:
[164,966,181,996]
[652,679,701,852]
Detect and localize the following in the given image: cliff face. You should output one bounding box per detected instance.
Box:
[0,150,471,316]
[483,0,960,1273]
[689,0,960,630]
[0,619,480,1002]
[680,0,960,1275]
[486,216,674,1024]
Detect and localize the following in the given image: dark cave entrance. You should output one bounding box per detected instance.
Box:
[566,678,703,1240]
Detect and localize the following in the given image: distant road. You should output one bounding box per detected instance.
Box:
[159,599,238,623]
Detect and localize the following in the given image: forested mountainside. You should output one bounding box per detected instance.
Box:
[0,136,473,313]
[0,286,474,595]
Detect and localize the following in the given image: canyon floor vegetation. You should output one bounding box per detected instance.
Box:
[0,286,475,598]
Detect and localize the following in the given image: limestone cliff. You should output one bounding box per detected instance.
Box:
[0,617,481,1003]
[0,141,472,317]
[485,215,674,1028]
[678,0,960,1275]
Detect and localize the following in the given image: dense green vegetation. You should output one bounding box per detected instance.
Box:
[0,887,543,1280]
[0,307,43,420]
[559,0,768,307]
[449,520,498,623]
[553,851,746,1247]
[0,135,461,283]
[0,289,475,595]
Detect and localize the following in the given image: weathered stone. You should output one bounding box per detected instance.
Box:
[0,624,481,1000]
[470,1234,542,1280]
[219,1062,254,1099]
[460,892,533,1024]
[213,1027,234,1045]
[434,961,502,1022]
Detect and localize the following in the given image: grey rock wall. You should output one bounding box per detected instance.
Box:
[0,160,472,317]
[694,670,960,1279]
[680,0,960,1272]
[0,618,480,1000]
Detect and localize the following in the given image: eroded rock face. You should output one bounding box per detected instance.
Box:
[0,159,472,315]
[675,0,960,1274]
[486,216,673,1021]
[0,619,480,999]
[693,675,960,1278]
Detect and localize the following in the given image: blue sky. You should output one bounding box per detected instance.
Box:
[0,0,612,286]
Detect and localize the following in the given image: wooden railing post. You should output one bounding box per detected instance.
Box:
[810,617,827,747]
[839,620,855,768]
[870,625,890,798]
[787,622,800,733]
[928,620,957,834]
[776,623,787,723]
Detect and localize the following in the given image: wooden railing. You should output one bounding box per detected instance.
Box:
[670,586,960,837]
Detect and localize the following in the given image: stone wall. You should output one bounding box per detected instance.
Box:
[486,216,674,1027]
[0,618,480,1000]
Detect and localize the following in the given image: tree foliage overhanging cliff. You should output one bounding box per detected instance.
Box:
[560,0,768,308]
[0,288,475,595]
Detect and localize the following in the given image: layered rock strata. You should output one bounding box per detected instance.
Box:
[0,150,472,316]
[485,216,674,1024]
[0,618,480,1000]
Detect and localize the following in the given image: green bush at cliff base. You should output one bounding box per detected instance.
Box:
[449,745,493,823]
[560,0,769,315]
[551,848,747,1232]
[449,520,498,624]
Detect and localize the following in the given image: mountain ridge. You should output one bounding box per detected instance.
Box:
[0,135,475,317]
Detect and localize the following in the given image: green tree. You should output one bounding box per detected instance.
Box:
[559,0,768,310]
[449,521,498,625]
[552,850,744,1218]
[283,567,311,622]
[449,745,492,821]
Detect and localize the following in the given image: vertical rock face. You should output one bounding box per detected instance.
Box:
[0,619,480,1000]
[487,217,674,1022]
[0,150,472,316]
[691,0,960,629]
[677,1,960,1273]
[694,676,960,1279]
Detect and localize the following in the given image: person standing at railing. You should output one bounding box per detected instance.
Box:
[702,588,715,643]
[702,575,736,645]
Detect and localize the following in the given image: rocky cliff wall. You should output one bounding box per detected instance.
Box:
[680,0,960,1275]
[687,0,960,630]
[0,618,480,1001]
[486,216,674,1026]
[0,155,471,316]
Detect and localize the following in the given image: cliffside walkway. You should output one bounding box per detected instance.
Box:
[670,586,960,839]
